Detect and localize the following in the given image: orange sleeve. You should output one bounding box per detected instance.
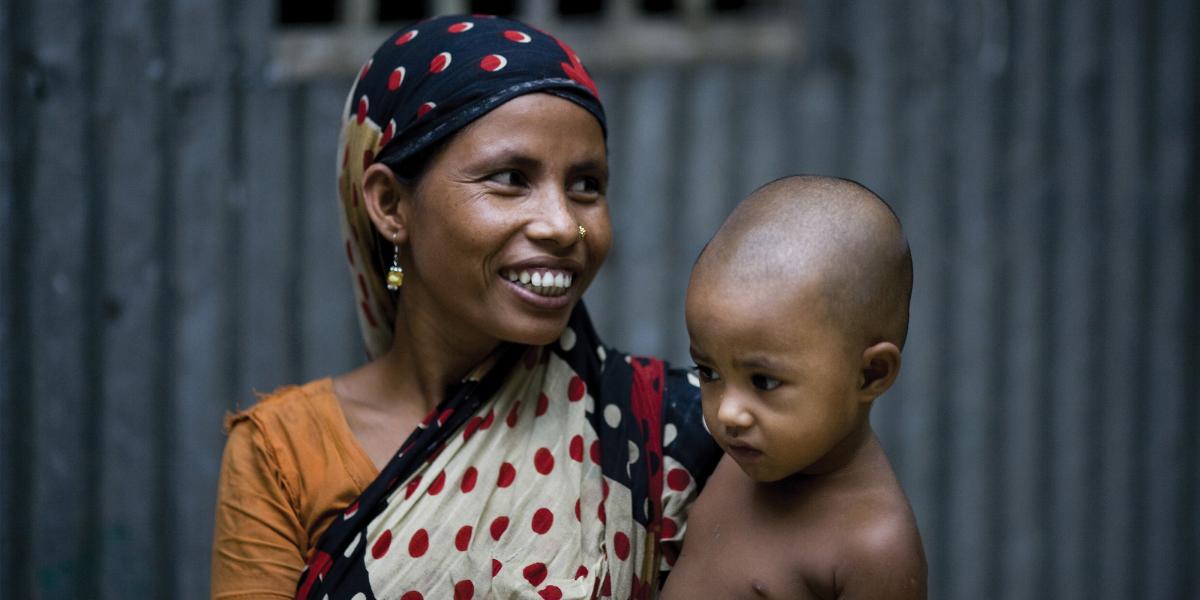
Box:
[210,413,307,599]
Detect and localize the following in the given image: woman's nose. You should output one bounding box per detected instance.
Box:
[524,186,578,247]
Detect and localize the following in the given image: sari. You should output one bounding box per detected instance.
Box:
[302,15,721,598]
[296,307,719,598]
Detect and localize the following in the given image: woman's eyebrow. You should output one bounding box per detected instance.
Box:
[568,159,608,178]
[471,152,607,180]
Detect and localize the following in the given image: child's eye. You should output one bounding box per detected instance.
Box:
[487,170,528,187]
[694,365,721,383]
[751,374,781,391]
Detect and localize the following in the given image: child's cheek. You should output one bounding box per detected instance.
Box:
[698,393,716,436]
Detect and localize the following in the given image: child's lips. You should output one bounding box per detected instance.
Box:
[725,441,764,462]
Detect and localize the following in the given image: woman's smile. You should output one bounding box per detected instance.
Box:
[502,268,575,297]
[499,260,581,309]
[498,255,583,302]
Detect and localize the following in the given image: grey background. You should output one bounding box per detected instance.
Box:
[2,0,1198,598]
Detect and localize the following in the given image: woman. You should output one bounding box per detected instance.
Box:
[212,14,719,599]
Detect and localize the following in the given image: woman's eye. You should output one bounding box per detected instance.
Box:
[751,374,781,391]
[694,365,721,383]
[568,177,603,198]
[488,170,527,187]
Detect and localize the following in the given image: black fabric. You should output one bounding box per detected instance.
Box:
[347,14,606,173]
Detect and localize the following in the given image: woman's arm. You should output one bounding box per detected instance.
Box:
[211,417,307,599]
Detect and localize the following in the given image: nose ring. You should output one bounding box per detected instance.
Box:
[578,225,587,240]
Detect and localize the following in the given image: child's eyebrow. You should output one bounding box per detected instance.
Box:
[688,346,709,363]
[733,354,784,372]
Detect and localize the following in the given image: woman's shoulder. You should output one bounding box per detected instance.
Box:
[222,377,355,487]
[220,376,374,522]
[225,377,339,439]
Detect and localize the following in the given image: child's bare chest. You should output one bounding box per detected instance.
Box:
[665,478,839,599]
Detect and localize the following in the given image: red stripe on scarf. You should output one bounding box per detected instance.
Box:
[627,357,665,548]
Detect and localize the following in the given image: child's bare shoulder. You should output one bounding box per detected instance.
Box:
[816,481,927,598]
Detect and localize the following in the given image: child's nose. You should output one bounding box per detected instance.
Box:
[716,394,754,431]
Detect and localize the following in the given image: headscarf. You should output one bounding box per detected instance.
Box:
[337,14,606,358]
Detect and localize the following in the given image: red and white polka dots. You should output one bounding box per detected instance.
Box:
[490,515,509,540]
[430,52,452,73]
[453,580,474,600]
[460,466,478,492]
[504,30,532,43]
[356,95,369,124]
[480,54,508,72]
[454,525,472,551]
[394,29,418,45]
[427,470,446,495]
[359,352,660,599]
[531,507,554,534]
[388,66,406,91]
[522,562,548,586]
[497,462,516,487]
[408,528,429,557]
[534,448,555,474]
[371,529,391,559]
[379,119,396,148]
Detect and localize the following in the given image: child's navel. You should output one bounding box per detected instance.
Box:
[752,579,769,596]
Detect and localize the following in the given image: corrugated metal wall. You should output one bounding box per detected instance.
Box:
[2,1,1197,598]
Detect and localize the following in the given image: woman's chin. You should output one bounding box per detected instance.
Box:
[497,308,576,347]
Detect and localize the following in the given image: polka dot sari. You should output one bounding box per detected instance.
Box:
[296,309,720,599]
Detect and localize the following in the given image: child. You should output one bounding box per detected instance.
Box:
[662,175,926,599]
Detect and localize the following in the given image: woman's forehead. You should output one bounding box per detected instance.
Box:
[448,94,606,155]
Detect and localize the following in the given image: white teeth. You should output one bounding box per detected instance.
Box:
[507,269,575,296]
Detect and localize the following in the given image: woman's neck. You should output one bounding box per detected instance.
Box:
[371,293,500,413]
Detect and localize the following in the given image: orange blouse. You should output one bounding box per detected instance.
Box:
[210,379,378,599]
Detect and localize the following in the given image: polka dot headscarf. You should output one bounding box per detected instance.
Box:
[337,14,607,359]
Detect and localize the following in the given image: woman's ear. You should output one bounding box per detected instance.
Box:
[858,341,901,402]
[362,162,413,244]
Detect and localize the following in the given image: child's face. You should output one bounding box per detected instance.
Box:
[685,275,866,483]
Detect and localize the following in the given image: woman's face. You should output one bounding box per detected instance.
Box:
[399,93,611,348]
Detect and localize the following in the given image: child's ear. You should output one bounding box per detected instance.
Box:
[362,162,414,244]
[858,341,901,401]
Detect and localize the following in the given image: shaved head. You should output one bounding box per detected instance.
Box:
[693,175,913,349]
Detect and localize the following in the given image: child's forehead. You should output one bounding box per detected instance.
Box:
[687,274,842,346]
[690,258,837,314]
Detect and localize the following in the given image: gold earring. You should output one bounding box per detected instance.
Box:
[386,234,404,290]
[577,225,587,240]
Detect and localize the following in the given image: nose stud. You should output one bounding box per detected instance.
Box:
[577,225,587,240]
